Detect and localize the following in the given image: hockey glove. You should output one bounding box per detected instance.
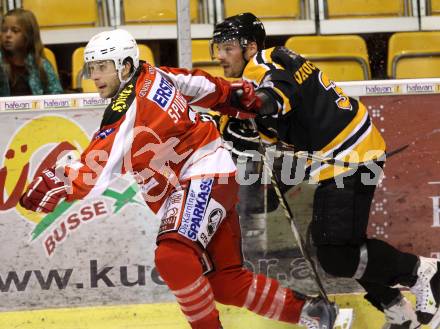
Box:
[230,80,262,112]
[20,168,68,213]
[212,81,261,119]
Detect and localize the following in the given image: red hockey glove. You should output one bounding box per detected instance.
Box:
[20,168,68,213]
[212,81,262,119]
[230,80,262,112]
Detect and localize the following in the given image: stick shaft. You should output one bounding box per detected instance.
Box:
[249,119,330,302]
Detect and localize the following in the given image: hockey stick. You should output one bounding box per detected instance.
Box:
[249,118,354,329]
[277,126,439,170]
[277,143,408,169]
[248,119,329,301]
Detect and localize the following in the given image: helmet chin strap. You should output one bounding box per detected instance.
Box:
[240,42,259,77]
[112,68,136,98]
[239,47,250,77]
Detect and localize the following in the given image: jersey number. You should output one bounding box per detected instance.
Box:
[318,72,352,111]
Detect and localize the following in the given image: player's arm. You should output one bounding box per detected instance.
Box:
[157,66,231,106]
[238,86,278,116]
[20,120,127,213]
[246,68,295,116]
[157,66,258,118]
[62,124,122,201]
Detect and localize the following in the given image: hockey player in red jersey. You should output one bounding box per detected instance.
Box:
[210,12,440,329]
[20,29,338,329]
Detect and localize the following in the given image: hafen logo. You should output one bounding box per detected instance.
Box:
[111,83,134,112]
[2,115,90,224]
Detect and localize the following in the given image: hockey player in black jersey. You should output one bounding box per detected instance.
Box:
[210,12,440,329]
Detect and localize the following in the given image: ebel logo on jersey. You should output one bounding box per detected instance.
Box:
[207,209,223,236]
[179,178,214,241]
[95,128,115,140]
[198,199,226,247]
[148,76,176,110]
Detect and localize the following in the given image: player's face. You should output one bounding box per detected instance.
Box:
[86,60,120,98]
[214,40,246,78]
[1,16,26,55]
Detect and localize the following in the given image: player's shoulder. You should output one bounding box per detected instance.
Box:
[250,46,305,70]
[270,46,305,67]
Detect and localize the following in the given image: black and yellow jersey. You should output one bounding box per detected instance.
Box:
[243,46,386,181]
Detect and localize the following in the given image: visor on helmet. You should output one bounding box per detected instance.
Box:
[209,38,248,60]
[82,60,116,79]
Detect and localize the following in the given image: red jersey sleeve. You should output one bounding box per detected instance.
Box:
[157,66,232,108]
[64,109,137,201]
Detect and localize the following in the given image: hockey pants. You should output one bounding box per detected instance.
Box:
[155,177,305,329]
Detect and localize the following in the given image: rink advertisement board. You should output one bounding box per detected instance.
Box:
[359,94,440,257]
[0,85,439,311]
[0,109,171,311]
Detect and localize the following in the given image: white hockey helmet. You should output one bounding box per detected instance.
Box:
[83,29,139,80]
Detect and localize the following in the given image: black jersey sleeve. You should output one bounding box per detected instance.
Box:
[243,47,303,116]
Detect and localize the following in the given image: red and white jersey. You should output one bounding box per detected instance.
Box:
[65,62,236,213]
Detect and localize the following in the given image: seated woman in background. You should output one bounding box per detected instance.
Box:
[0,9,63,96]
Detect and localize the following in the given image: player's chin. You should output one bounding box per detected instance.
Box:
[223,69,236,79]
[225,69,241,79]
[98,88,112,99]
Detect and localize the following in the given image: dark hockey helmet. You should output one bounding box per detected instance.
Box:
[210,13,266,58]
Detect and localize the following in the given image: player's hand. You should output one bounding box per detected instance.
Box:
[212,81,261,119]
[230,80,262,112]
[20,168,67,213]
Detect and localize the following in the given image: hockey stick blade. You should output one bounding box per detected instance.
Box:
[333,308,354,329]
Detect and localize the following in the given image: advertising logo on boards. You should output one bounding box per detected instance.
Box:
[1,115,145,257]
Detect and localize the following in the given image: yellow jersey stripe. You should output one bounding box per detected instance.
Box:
[310,124,386,181]
[273,86,292,115]
[320,104,368,155]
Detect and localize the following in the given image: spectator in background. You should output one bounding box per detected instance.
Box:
[0,8,62,96]
[0,14,8,96]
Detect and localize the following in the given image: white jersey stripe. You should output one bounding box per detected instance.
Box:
[173,275,206,296]
[175,282,211,304]
[87,99,137,198]
[322,108,369,159]
[185,303,216,323]
[156,68,217,104]
[180,292,214,312]
[272,288,287,320]
[252,278,272,313]
[263,286,282,318]
[180,138,236,181]
[309,123,373,178]
[244,274,258,309]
